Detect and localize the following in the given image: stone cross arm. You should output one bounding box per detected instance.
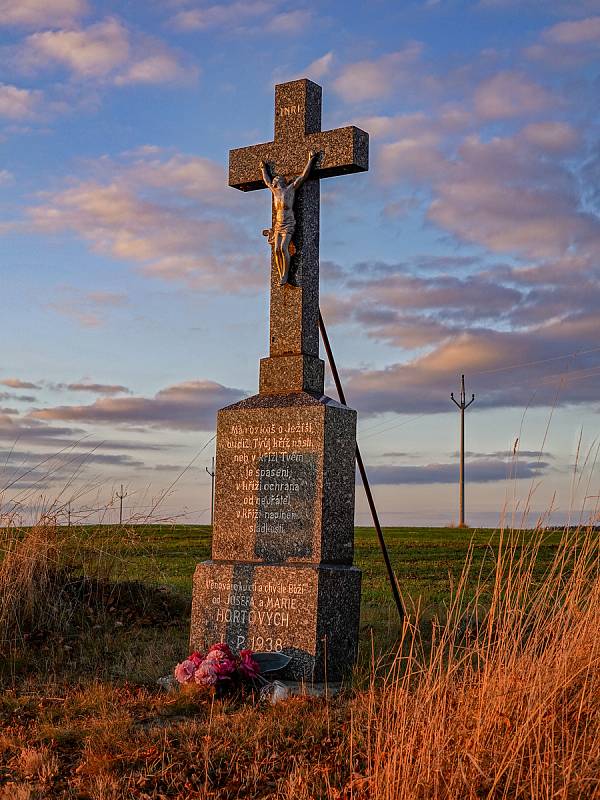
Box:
[229,125,369,192]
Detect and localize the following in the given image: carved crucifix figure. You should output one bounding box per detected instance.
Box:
[229,79,368,395]
[260,150,319,286]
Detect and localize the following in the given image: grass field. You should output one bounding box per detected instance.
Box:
[60,523,565,650]
[0,523,596,799]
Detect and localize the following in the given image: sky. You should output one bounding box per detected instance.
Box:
[0,0,599,528]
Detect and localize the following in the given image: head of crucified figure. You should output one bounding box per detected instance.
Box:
[271,174,288,189]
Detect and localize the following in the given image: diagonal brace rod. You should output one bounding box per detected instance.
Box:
[318,310,405,623]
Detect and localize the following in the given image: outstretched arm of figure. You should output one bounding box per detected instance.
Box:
[292,150,319,190]
[260,160,274,190]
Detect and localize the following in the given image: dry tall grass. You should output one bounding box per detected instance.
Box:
[354,527,600,799]
[0,520,186,664]
[0,520,598,798]
[0,524,68,649]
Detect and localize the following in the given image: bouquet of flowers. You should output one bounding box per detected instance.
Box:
[174,643,290,701]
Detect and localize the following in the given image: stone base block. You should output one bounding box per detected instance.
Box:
[259,354,324,395]
[190,561,361,681]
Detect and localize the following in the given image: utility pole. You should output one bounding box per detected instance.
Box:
[116,484,128,525]
[450,374,475,528]
[67,501,71,528]
[206,457,215,527]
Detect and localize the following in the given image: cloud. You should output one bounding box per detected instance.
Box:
[18,17,194,85]
[473,71,554,120]
[333,44,424,102]
[60,383,132,395]
[364,458,550,485]
[0,0,88,28]
[378,124,600,263]
[520,121,579,152]
[461,449,553,460]
[478,0,600,11]
[265,9,312,32]
[526,16,600,66]
[30,380,245,431]
[27,150,262,292]
[0,412,82,448]
[341,312,600,415]
[541,16,600,45]
[0,83,42,119]
[1,378,40,390]
[0,169,14,185]
[114,51,193,86]
[169,1,277,32]
[23,17,130,78]
[323,268,522,349]
[359,109,473,141]
[427,138,600,260]
[304,51,333,80]
[0,393,36,403]
[46,288,128,327]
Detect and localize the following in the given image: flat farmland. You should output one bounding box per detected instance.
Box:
[54,523,567,649]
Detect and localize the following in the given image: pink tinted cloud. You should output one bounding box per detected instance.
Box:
[46,288,128,327]
[333,44,424,102]
[22,18,130,78]
[62,383,131,395]
[0,0,88,28]
[17,17,194,86]
[540,16,600,45]
[519,121,580,153]
[473,71,554,120]
[0,83,42,119]
[378,124,599,262]
[169,1,277,32]
[364,458,549,485]
[1,378,40,390]
[30,380,245,431]
[28,150,261,292]
[526,16,600,66]
[341,312,600,416]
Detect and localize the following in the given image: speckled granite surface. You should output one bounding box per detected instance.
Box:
[189,79,368,681]
[190,562,361,681]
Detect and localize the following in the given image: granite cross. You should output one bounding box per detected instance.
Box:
[228,79,369,397]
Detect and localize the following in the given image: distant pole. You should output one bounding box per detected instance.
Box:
[67,501,71,528]
[116,484,128,525]
[206,457,215,527]
[450,374,475,528]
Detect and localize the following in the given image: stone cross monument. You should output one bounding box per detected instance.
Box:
[190,79,369,680]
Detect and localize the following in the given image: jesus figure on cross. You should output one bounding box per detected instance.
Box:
[260,150,319,286]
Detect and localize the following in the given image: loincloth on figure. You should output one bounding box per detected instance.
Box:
[262,226,297,255]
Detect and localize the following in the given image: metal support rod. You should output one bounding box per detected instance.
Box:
[318,310,405,622]
[450,374,475,528]
[206,457,215,527]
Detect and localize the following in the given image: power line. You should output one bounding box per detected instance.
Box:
[472,344,600,377]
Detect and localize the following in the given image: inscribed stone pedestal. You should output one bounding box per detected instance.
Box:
[190,78,369,681]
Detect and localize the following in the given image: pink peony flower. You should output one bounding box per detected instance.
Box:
[174,658,197,684]
[239,649,260,680]
[194,658,219,686]
[203,647,237,681]
[207,642,234,658]
[189,651,203,667]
